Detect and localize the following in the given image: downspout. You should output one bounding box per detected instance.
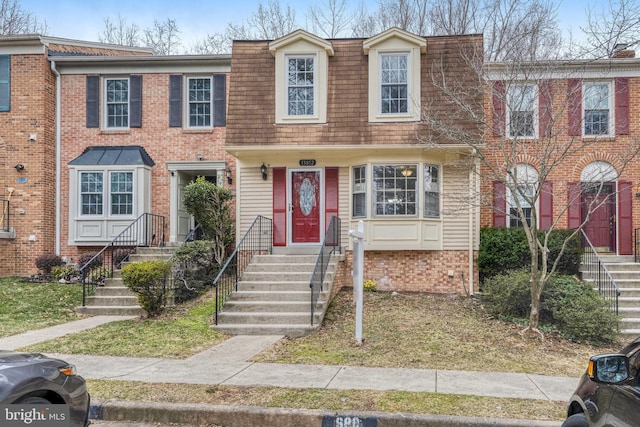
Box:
[50,60,61,256]
[468,151,478,295]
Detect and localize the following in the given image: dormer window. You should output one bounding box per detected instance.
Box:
[363,28,426,123]
[269,30,333,124]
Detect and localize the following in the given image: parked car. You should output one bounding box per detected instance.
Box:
[562,337,640,426]
[0,350,90,427]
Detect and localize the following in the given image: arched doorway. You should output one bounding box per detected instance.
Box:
[581,162,617,252]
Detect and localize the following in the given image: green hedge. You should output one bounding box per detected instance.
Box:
[478,227,581,282]
[482,269,619,345]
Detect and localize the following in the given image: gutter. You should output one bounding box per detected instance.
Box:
[50,60,61,256]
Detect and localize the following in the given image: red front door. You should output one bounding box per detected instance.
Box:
[582,184,615,251]
[291,170,321,243]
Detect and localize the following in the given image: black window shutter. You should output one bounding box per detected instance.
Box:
[169,75,182,127]
[213,74,226,126]
[86,75,99,128]
[129,75,142,128]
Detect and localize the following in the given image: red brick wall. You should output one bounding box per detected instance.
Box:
[0,54,57,276]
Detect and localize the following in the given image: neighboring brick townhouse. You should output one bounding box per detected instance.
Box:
[225,28,483,294]
[0,35,152,276]
[53,54,233,263]
[484,46,640,256]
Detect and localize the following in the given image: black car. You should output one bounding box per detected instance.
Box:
[562,337,640,426]
[0,351,90,427]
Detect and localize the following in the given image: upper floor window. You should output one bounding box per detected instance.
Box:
[583,82,612,136]
[380,53,408,114]
[105,78,129,129]
[373,164,417,216]
[507,83,536,138]
[187,77,212,128]
[287,56,315,116]
[0,55,9,112]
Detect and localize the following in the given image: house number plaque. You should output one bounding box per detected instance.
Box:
[299,159,316,166]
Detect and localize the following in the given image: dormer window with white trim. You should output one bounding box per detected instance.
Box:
[364,28,426,123]
[269,30,333,124]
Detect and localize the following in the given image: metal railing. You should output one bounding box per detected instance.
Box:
[581,229,620,314]
[212,215,273,324]
[310,216,342,325]
[0,199,10,231]
[635,228,640,263]
[79,213,165,306]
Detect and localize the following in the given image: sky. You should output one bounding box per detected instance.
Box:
[19,0,603,48]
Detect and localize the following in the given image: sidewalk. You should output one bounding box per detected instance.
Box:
[0,317,573,426]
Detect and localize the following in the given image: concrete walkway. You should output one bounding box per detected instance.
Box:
[0,317,576,426]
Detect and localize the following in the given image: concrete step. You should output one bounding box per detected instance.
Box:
[618,288,640,298]
[232,291,314,302]
[126,254,173,262]
[217,311,321,325]
[213,323,320,338]
[241,271,333,282]
[223,300,316,312]
[135,247,177,256]
[94,286,135,297]
[244,263,318,273]
[252,254,319,264]
[84,295,140,307]
[76,305,145,316]
[237,281,318,292]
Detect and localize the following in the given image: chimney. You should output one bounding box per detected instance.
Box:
[613,43,636,58]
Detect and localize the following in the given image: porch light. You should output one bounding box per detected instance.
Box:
[225,167,232,185]
[260,163,268,180]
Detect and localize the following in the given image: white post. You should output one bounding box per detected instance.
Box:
[349,220,365,344]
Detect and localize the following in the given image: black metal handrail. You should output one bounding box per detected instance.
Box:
[581,229,620,314]
[212,215,272,324]
[79,213,165,306]
[310,216,341,325]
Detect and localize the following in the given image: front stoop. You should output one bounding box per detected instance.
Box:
[75,246,176,317]
[213,252,342,338]
[583,255,640,341]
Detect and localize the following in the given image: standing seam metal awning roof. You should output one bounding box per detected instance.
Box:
[68,146,155,166]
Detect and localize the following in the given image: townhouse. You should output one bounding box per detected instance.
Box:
[225,28,483,294]
[0,36,151,276]
[484,46,640,256]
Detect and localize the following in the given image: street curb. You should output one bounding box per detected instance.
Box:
[90,400,561,427]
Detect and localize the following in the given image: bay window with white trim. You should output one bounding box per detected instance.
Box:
[80,171,134,217]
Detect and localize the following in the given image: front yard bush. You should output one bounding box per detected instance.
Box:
[172,240,219,303]
[35,254,65,274]
[478,227,581,283]
[482,270,619,345]
[121,260,173,317]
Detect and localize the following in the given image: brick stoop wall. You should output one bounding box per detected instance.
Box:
[333,250,478,295]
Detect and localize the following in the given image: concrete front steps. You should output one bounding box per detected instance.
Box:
[584,254,640,341]
[213,249,342,338]
[75,246,176,317]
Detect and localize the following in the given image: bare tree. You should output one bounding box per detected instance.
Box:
[580,0,640,59]
[429,0,481,36]
[98,14,141,46]
[420,39,640,333]
[306,0,354,38]
[188,32,231,55]
[228,0,298,40]
[144,18,181,55]
[0,0,46,35]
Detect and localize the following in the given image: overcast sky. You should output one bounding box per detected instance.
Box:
[21,0,600,46]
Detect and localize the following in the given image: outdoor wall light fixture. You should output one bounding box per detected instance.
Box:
[260,163,268,180]
[226,167,232,185]
[14,164,24,172]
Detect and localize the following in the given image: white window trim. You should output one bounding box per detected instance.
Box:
[371,163,419,218]
[103,76,130,130]
[506,164,539,228]
[108,171,134,216]
[77,168,136,219]
[185,75,213,129]
[582,80,614,138]
[79,171,104,217]
[423,164,441,219]
[506,83,538,139]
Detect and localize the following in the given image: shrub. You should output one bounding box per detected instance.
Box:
[121,260,173,317]
[172,240,218,303]
[35,254,65,274]
[478,227,581,283]
[482,270,619,345]
[77,252,103,271]
[363,279,377,292]
[51,265,79,282]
